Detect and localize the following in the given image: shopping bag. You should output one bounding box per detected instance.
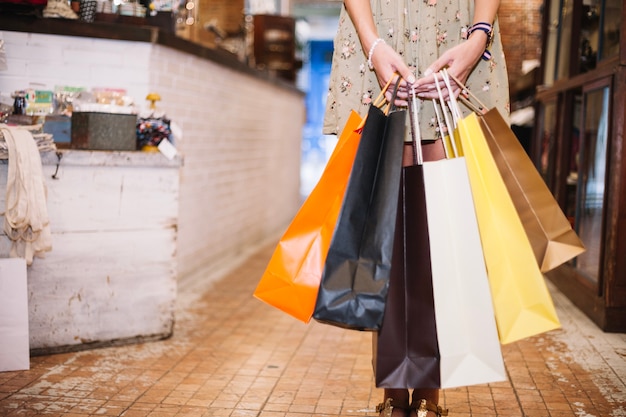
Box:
[438,70,560,344]
[478,108,585,272]
[457,111,560,344]
[313,82,405,331]
[375,85,505,388]
[423,157,506,387]
[421,86,505,388]
[373,146,440,388]
[0,258,30,372]
[254,111,363,323]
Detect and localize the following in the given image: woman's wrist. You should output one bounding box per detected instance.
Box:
[466,22,493,60]
[367,37,386,70]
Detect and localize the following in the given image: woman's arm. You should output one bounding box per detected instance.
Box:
[412,0,501,99]
[343,0,416,104]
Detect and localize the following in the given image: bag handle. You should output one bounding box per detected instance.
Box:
[409,72,457,164]
[433,72,458,158]
[373,74,402,110]
[445,71,489,115]
[357,74,402,130]
[409,86,423,165]
[440,69,462,125]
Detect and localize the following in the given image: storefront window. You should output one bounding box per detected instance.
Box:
[579,0,601,73]
[543,0,562,85]
[556,0,574,80]
[600,0,622,60]
[552,0,623,79]
[538,101,558,188]
[572,86,610,282]
[564,93,582,227]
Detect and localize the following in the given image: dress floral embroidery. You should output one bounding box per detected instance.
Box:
[323,0,510,140]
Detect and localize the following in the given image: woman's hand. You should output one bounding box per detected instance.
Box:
[411,33,487,100]
[369,41,416,106]
[343,0,416,107]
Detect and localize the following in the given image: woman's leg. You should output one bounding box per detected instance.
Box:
[378,389,410,417]
[410,388,438,407]
[410,389,446,417]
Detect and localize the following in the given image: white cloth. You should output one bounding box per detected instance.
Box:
[1,125,52,265]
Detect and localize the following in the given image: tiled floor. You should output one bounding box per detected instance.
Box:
[1,242,626,417]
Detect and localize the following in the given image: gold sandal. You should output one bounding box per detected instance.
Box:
[376,398,410,417]
[411,399,448,417]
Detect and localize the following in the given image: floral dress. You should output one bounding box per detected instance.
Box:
[323,0,510,140]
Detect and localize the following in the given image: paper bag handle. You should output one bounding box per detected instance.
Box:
[409,72,456,164]
[445,71,489,115]
[357,74,402,130]
[409,87,423,165]
[433,72,458,158]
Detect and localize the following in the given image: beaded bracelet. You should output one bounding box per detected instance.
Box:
[467,22,493,61]
[367,38,386,70]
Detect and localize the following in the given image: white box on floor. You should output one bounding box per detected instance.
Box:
[0,258,29,372]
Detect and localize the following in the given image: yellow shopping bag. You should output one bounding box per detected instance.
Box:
[457,112,561,344]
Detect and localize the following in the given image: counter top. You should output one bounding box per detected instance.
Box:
[0,14,299,92]
[0,148,183,168]
[41,149,184,168]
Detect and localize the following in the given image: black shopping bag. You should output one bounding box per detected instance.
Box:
[313,97,405,331]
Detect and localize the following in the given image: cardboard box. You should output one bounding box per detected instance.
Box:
[71,112,137,151]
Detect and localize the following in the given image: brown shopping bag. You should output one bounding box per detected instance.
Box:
[478,108,585,272]
[254,110,363,323]
[373,141,442,389]
[450,72,585,272]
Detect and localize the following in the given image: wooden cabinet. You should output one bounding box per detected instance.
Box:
[253,14,298,81]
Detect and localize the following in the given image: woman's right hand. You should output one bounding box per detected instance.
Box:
[343,0,415,107]
[369,41,416,106]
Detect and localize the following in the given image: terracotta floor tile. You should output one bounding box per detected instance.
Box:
[1,244,625,416]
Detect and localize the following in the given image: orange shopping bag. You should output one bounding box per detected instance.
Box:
[254,111,363,322]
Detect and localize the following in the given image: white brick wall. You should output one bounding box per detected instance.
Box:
[1,31,152,103]
[149,45,304,281]
[1,31,304,286]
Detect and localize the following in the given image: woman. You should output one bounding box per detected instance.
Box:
[322,1,509,416]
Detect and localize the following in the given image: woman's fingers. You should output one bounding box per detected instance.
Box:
[411,72,464,100]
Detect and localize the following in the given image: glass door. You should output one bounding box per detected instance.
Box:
[537,100,559,189]
[572,82,611,284]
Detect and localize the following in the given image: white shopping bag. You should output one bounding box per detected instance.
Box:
[423,157,506,388]
[0,258,30,372]
[417,75,505,388]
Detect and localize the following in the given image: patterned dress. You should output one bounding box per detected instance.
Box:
[323,0,510,140]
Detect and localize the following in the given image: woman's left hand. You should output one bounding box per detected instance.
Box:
[411,33,487,100]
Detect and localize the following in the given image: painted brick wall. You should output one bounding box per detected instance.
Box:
[498,0,543,83]
[0,31,304,285]
[147,45,304,281]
